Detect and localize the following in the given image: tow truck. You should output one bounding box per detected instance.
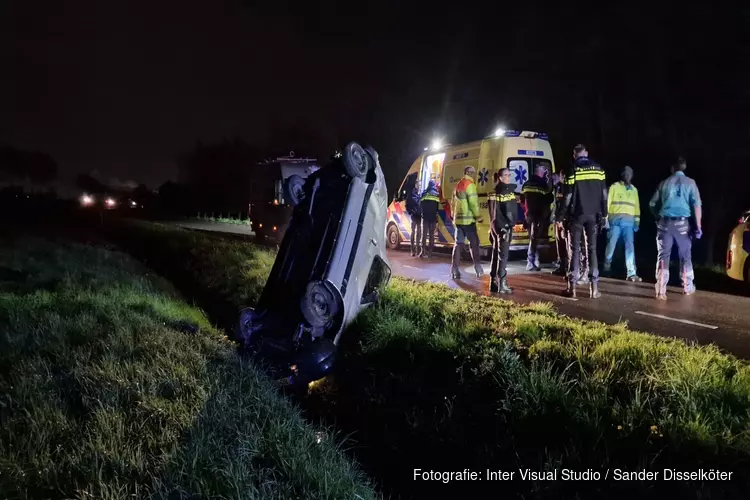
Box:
[248,152,320,244]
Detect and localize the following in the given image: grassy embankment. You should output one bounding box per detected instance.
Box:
[0,234,378,499]
[101,220,750,499]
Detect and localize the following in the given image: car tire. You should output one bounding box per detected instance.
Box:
[387,224,401,250]
[342,142,369,179]
[284,175,306,206]
[301,280,341,328]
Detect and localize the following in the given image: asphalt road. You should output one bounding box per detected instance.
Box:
[169,219,750,359]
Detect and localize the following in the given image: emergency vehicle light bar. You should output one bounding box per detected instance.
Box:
[491,130,549,140]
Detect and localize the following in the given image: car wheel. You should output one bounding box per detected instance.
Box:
[301,280,341,328]
[387,224,401,250]
[284,175,306,206]
[342,142,369,179]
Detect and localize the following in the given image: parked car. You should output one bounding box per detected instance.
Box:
[726,208,750,284]
[237,142,392,385]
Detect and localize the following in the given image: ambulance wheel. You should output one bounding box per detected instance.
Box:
[342,142,369,179]
[284,174,306,207]
[301,280,341,328]
[387,224,401,250]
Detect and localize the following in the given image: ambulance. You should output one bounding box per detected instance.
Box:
[386,129,557,258]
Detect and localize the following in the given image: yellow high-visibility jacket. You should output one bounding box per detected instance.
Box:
[451,175,480,225]
[607,181,640,225]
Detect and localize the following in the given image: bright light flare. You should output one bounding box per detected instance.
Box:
[130,200,137,207]
[80,194,94,206]
[494,127,506,137]
[431,139,442,150]
[105,198,116,207]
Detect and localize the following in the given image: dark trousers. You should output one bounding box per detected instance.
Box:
[490,227,512,281]
[567,214,599,284]
[410,214,422,254]
[655,217,695,295]
[421,218,437,256]
[527,219,549,267]
[452,223,482,273]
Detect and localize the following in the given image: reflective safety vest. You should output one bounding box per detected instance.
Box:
[420,193,440,203]
[451,175,480,225]
[608,181,641,224]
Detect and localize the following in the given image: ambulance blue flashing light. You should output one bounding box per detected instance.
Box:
[492,130,549,140]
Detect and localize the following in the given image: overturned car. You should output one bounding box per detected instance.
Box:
[237,142,392,385]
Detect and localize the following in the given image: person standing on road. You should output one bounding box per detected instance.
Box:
[553,170,590,280]
[406,183,422,257]
[487,167,517,293]
[648,156,703,300]
[521,165,554,271]
[561,144,608,298]
[450,165,484,279]
[419,179,440,258]
[604,165,642,281]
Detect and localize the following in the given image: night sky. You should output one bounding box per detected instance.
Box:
[2,1,747,191]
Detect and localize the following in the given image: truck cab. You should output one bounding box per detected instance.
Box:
[248,153,320,244]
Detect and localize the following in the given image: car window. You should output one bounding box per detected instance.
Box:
[361,255,391,304]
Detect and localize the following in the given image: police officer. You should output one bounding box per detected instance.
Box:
[554,169,590,281]
[488,167,517,293]
[648,156,703,300]
[406,183,422,256]
[521,165,554,271]
[450,165,484,279]
[561,144,608,298]
[419,179,440,258]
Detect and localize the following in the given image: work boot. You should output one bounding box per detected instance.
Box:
[655,293,667,301]
[564,281,576,298]
[603,260,612,273]
[499,278,513,294]
[526,263,541,271]
[626,274,642,282]
[577,276,590,285]
[489,277,499,293]
[452,269,461,280]
[590,282,601,299]
[683,285,696,296]
[475,266,485,278]
[551,266,566,277]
